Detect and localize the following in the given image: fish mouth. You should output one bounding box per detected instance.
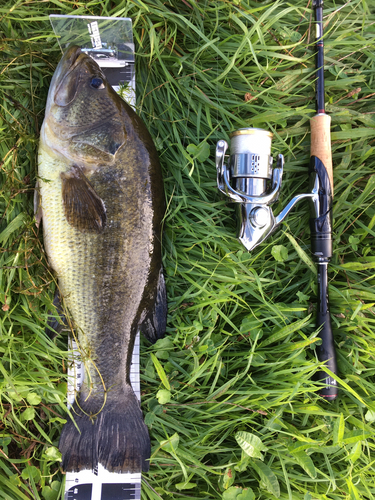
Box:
[52,46,93,107]
[62,45,83,71]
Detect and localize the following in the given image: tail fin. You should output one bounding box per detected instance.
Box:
[59,385,150,473]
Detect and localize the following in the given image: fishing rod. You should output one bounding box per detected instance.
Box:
[309,0,338,399]
[215,0,338,400]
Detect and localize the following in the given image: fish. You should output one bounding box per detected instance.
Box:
[37,45,167,473]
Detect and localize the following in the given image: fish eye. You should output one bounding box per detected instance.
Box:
[90,77,105,89]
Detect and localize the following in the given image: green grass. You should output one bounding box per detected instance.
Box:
[1,0,375,499]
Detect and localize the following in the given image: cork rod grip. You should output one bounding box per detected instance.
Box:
[310,114,333,195]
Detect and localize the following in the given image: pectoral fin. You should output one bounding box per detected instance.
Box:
[61,165,106,233]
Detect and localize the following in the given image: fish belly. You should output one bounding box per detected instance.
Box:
[38,145,108,390]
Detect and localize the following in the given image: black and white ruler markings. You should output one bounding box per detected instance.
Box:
[64,334,142,500]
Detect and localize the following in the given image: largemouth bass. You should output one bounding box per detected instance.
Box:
[38,46,166,473]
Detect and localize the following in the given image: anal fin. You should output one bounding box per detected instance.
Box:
[140,267,167,344]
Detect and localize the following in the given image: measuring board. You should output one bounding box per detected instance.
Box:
[48,16,144,499]
[64,333,142,500]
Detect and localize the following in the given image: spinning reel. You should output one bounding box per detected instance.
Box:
[216,128,321,251]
